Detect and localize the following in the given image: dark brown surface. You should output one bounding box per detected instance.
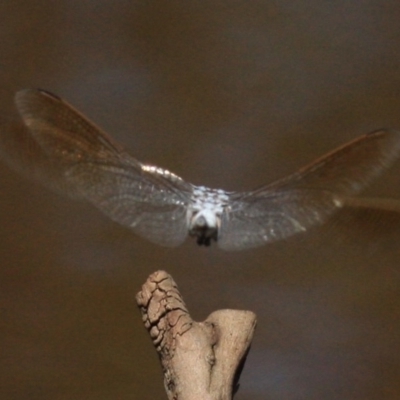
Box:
[1,2,400,399]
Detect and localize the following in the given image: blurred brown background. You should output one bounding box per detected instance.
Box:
[1,1,400,399]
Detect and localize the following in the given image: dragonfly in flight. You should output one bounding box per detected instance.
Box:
[1,89,400,250]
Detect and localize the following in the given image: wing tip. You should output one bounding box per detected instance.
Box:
[367,127,400,135]
[366,128,400,144]
[36,88,61,100]
[15,88,61,107]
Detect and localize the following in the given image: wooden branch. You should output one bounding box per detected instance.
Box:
[136,271,257,400]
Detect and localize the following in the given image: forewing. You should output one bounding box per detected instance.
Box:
[219,130,400,250]
[15,89,126,159]
[2,89,191,247]
[258,129,400,195]
[0,120,83,197]
[67,161,191,247]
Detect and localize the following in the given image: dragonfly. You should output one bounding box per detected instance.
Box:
[1,89,400,250]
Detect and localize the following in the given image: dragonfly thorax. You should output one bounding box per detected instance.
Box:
[187,186,230,246]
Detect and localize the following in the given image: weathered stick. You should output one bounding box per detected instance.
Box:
[136,270,257,400]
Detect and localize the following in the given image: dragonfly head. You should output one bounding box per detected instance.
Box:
[188,209,220,246]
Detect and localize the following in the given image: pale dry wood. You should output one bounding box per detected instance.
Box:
[136,271,257,400]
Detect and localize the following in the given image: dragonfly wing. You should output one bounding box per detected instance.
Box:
[218,189,342,250]
[0,120,84,197]
[67,161,191,247]
[15,89,126,158]
[2,89,191,247]
[0,89,131,198]
[262,129,400,195]
[219,129,400,250]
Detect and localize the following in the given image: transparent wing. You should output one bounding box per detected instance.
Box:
[1,89,192,247]
[300,196,400,251]
[0,120,84,197]
[219,130,400,250]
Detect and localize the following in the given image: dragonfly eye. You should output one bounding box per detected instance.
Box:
[191,209,219,229]
[187,210,219,246]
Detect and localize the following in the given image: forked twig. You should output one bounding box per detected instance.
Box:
[136,271,257,400]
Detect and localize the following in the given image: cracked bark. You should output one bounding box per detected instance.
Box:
[136,271,257,400]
